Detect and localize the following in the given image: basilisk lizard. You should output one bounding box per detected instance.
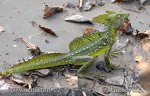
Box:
[0,11,129,78]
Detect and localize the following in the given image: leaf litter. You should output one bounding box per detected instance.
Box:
[79,0,104,11]
[43,5,64,18]
[132,30,150,95]
[0,0,149,95]
[39,25,58,37]
[9,74,35,89]
[65,15,92,23]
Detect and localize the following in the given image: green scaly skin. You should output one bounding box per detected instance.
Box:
[0,11,129,77]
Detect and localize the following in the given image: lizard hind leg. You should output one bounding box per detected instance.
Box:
[109,50,120,57]
[104,55,119,72]
[71,56,95,79]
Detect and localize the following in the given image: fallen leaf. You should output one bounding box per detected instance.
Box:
[141,39,150,52]
[79,0,104,11]
[10,74,35,89]
[128,90,142,96]
[119,19,134,35]
[134,55,143,63]
[0,77,22,90]
[65,15,92,23]
[21,38,43,57]
[43,5,63,18]
[39,25,57,37]
[105,76,124,86]
[134,30,150,39]
[83,27,96,35]
[136,57,150,74]
[64,74,78,86]
[132,37,150,61]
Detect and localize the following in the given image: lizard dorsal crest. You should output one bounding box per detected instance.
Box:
[69,32,104,51]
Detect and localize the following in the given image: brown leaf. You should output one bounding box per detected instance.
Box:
[119,19,134,35]
[10,74,34,89]
[141,39,150,52]
[134,55,143,63]
[39,25,57,37]
[43,5,63,18]
[136,57,150,74]
[135,30,150,39]
[83,27,96,35]
[132,38,150,60]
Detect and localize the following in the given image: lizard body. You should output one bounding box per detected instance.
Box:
[0,11,129,76]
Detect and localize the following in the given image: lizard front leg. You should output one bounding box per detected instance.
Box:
[104,44,118,72]
[71,56,95,79]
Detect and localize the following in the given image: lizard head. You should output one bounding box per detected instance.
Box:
[92,11,129,29]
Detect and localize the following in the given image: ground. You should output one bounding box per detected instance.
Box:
[0,0,150,96]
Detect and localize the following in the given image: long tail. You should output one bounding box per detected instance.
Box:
[0,53,66,76]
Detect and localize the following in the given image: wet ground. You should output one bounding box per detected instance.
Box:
[0,0,150,96]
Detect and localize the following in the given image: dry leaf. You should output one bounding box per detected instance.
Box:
[141,39,150,52]
[135,55,143,63]
[136,57,150,95]
[43,5,63,18]
[10,74,34,89]
[134,30,150,39]
[64,74,78,86]
[0,79,22,90]
[39,25,57,37]
[65,15,92,23]
[136,57,150,74]
[119,19,134,35]
[83,27,96,35]
[128,90,142,96]
[132,38,150,62]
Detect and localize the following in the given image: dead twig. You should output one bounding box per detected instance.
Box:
[20,38,42,57]
[79,0,83,8]
[122,7,141,13]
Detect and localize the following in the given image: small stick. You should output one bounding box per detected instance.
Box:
[79,0,83,8]
[20,38,36,49]
[122,7,141,13]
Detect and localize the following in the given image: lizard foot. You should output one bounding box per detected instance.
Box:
[77,72,94,80]
[109,50,121,58]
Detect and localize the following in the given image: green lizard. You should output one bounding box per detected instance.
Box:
[0,11,129,78]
